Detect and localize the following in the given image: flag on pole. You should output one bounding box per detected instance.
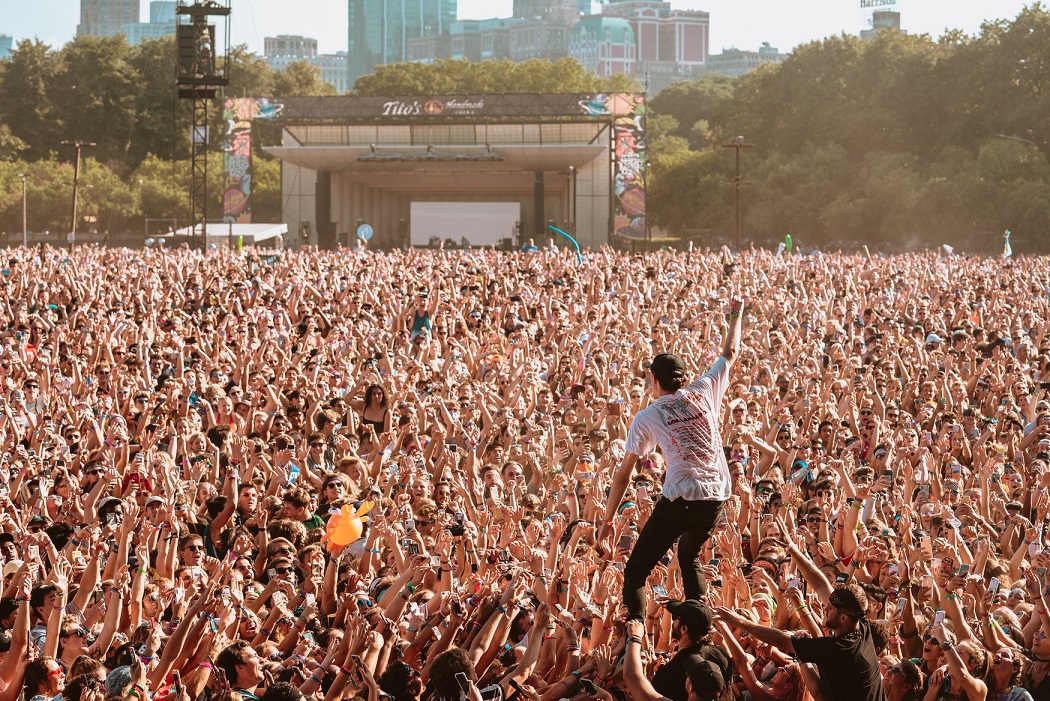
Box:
[1003,230,1013,258]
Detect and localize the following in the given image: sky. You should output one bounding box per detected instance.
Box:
[0,0,1034,57]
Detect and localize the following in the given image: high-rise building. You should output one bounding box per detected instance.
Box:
[122,1,176,46]
[348,0,458,88]
[512,0,579,24]
[265,35,319,59]
[860,11,902,40]
[265,35,350,94]
[568,16,636,77]
[78,0,140,38]
[0,35,13,60]
[704,43,786,78]
[596,0,709,91]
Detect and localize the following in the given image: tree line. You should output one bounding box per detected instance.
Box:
[648,4,1050,252]
[0,36,322,236]
[1,5,1049,250]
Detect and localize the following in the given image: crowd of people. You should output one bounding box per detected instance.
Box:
[1,242,1049,701]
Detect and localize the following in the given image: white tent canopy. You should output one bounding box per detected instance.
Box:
[165,223,288,247]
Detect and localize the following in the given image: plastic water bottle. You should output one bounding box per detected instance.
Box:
[287,463,300,486]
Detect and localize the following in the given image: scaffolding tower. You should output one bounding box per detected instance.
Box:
[175,0,230,250]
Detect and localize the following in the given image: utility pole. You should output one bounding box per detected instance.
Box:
[722,136,754,249]
[62,140,96,246]
[17,173,27,247]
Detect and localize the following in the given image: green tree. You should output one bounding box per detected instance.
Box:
[133,154,188,224]
[0,159,82,235]
[126,37,191,165]
[251,156,282,222]
[47,35,138,169]
[0,40,60,161]
[224,45,275,98]
[273,61,338,96]
[649,75,735,149]
[77,157,138,233]
[353,57,639,95]
[0,125,27,160]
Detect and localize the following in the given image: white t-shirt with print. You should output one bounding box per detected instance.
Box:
[624,356,731,502]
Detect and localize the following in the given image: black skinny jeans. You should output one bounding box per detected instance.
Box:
[623,496,725,619]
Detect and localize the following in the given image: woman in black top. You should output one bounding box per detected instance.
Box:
[351,383,391,436]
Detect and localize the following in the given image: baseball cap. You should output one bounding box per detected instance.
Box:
[644,353,688,389]
[2,560,23,578]
[643,353,686,375]
[925,333,944,345]
[27,515,50,529]
[666,599,713,637]
[684,658,725,700]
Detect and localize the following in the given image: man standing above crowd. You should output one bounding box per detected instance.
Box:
[602,298,743,620]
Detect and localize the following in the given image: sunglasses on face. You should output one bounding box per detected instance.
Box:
[274,566,294,574]
[184,544,206,552]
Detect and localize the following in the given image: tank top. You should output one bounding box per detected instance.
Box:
[410,310,432,339]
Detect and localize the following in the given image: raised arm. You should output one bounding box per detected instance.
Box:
[721,298,744,366]
[622,620,670,701]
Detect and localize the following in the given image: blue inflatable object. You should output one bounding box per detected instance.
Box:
[548,225,582,264]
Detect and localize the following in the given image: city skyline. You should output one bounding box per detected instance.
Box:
[2,0,1033,59]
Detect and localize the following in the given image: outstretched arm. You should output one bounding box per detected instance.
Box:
[714,607,796,655]
[721,298,744,366]
[600,452,639,540]
[623,620,670,701]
